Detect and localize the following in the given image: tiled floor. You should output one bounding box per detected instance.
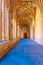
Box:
[0,39,43,65]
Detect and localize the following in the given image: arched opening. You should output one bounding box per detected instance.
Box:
[24,32,27,38]
[20,23,30,39]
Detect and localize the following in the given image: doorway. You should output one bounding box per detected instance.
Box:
[24,33,27,38]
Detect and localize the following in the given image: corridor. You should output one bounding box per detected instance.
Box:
[0,0,43,65]
[0,39,43,65]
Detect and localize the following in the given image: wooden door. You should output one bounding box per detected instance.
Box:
[24,33,27,38]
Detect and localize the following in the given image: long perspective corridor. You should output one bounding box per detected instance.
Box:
[0,0,43,65]
[0,39,43,65]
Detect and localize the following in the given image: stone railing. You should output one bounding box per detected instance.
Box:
[0,39,21,59]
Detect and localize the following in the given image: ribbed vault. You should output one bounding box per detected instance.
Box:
[4,0,43,39]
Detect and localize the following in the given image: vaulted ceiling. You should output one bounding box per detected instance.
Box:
[5,0,43,28]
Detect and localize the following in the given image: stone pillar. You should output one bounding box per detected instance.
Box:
[0,0,2,42]
[17,25,20,38]
[30,19,35,40]
[16,20,21,38]
[35,7,42,44]
[2,0,5,40]
[9,10,13,40]
[40,13,43,43]
[16,23,18,38]
[39,1,43,43]
[12,18,16,39]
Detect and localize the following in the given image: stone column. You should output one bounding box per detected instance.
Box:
[12,18,16,39]
[2,0,5,40]
[17,25,20,38]
[9,10,13,40]
[30,19,35,40]
[16,20,21,38]
[35,7,42,44]
[40,13,43,43]
[0,0,2,42]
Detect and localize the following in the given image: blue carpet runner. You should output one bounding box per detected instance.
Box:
[0,39,43,65]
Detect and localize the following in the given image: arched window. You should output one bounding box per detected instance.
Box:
[5,5,9,40]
